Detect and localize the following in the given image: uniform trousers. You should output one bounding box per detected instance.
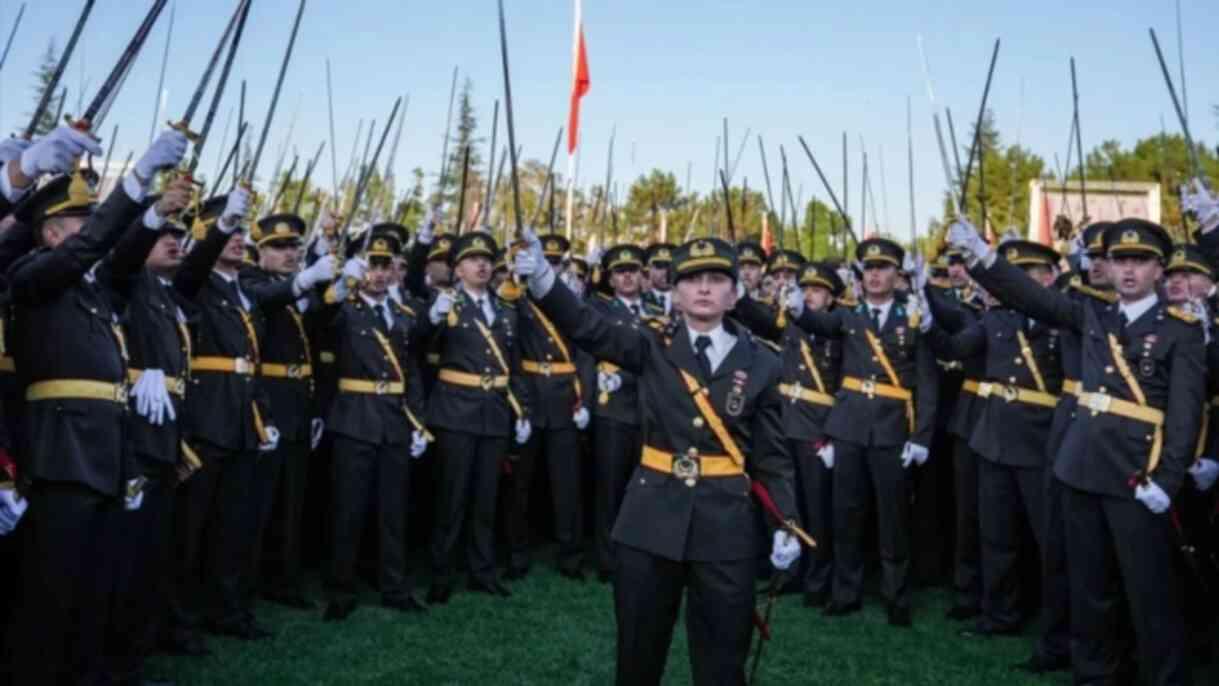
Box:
[593,418,640,575]
[507,426,583,573]
[831,440,910,609]
[791,439,833,596]
[330,435,412,601]
[430,429,507,587]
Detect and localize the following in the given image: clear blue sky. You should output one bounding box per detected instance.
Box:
[4,0,1218,242]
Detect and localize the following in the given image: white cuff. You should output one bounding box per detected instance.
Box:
[292,274,306,297]
[217,216,240,235]
[142,205,167,231]
[122,174,148,204]
[0,165,30,204]
[528,267,556,299]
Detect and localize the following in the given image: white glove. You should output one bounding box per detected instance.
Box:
[769,530,801,571]
[417,206,438,244]
[309,232,332,259]
[514,418,532,445]
[429,289,456,325]
[0,137,30,165]
[342,256,367,282]
[133,129,189,183]
[131,369,176,426]
[1190,458,1219,492]
[259,426,281,453]
[587,247,604,266]
[817,442,835,469]
[0,486,26,535]
[295,254,337,292]
[219,186,251,233]
[410,430,428,458]
[597,370,622,394]
[909,254,928,292]
[560,271,586,298]
[513,228,549,281]
[573,406,590,430]
[1182,179,1219,235]
[310,418,325,451]
[900,442,929,469]
[19,125,104,179]
[946,220,991,263]
[124,478,146,512]
[1134,480,1171,514]
[784,285,804,319]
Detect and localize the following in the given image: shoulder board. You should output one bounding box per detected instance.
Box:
[1069,281,1118,304]
[641,315,669,330]
[1166,306,1200,324]
[595,292,613,303]
[753,335,782,353]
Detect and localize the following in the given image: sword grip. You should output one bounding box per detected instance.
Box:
[64,114,98,141]
[168,120,201,143]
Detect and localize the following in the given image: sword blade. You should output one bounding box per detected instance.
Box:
[24,0,95,138]
[246,0,307,185]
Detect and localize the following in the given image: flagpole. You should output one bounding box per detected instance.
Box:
[564,0,587,241]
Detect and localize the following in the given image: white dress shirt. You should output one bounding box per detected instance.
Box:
[1119,292,1158,326]
[360,293,396,329]
[214,270,251,311]
[462,287,496,326]
[864,298,895,329]
[618,296,643,317]
[652,289,672,315]
[686,323,737,374]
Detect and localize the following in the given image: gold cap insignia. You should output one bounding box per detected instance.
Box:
[275,222,292,235]
[657,248,671,261]
[472,237,488,250]
[690,240,714,258]
[1006,247,1019,261]
[866,244,881,257]
[1173,249,1186,263]
[438,238,451,250]
[546,239,561,252]
[618,249,630,261]
[372,238,389,252]
[1120,230,1140,245]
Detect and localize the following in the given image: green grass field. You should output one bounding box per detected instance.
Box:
[146,558,1181,686]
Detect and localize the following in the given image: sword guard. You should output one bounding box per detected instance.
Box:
[168,120,201,143]
[63,114,98,141]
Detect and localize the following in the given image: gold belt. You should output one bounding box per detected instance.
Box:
[0,356,14,373]
[841,376,912,401]
[26,379,128,404]
[973,381,1058,409]
[961,379,982,394]
[1077,391,1164,426]
[640,445,743,486]
[260,362,313,380]
[126,369,186,397]
[438,369,509,391]
[521,360,576,377]
[778,383,835,408]
[338,378,404,395]
[191,356,255,375]
[1062,379,1081,397]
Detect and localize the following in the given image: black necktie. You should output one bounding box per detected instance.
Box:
[695,335,713,378]
[871,308,882,329]
[373,304,389,333]
[630,303,640,317]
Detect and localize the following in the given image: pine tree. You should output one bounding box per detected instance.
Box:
[436,78,483,229]
[28,39,60,136]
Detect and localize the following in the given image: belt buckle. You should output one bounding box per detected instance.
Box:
[116,384,130,403]
[674,448,700,487]
[168,378,185,396]
[539,362,552,377]
[374,380,390,395]
[789,383,802,404]
[977,382,993,398]
[1001,384,1018,403]
[235,358,253,375]
[480,373,495,391]
[1087,392,1111,415]
[860,379,876,399]
[287,364,303,379]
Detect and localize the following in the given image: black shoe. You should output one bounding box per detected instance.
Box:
[503,565,530,581]
[559,567,585,582]
[160,631,211,657]
[264,589,316,610]
[468,578,512,598]
[1010,654,1070,674]
[803,591,828,608]
[425,585,452,605]
[382,594,428,613]
[887,605,912,628]
[822,601,862,617]
[945,605,979,621]
[323,598,358,622]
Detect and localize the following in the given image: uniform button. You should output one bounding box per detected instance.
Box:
[1014,358,1023,365]
[693,417,704,428]
[1104,366,1114,374]
[1099,386,1106,393]
[798,364,805,370]
[1145,435,1152,442]
[871,356,878,362]
[485,349,491,355]
[1008,377,1017,384]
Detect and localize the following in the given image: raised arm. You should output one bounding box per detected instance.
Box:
[925,316,987,362]
[532,277,651,377]
[173,189,249,300]
[969,256,1084,332]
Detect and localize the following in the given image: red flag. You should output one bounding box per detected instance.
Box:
[567,0,590,155]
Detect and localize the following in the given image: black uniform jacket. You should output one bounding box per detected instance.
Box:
[587,293,662,427]
[325,294,425,447]
[924,285,986,443]
[792,295,940,449]
[534,280,795,563]
[174,225,272,454]
[414,288,530,439]
[971,257,1204,499]
[735,295,843,445]
[6,187,146,496]
[928,305,1063,468]
[241,267,317,444]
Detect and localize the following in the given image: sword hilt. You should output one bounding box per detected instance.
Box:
[64,114,99,141]
[168,119,201,143]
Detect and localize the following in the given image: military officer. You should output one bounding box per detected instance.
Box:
[926,240,1064,639]
[641,242,676,316]
[6,128,186,685]
[514,232,801,686]
[735,240,766,298]
[785,237,940,627]
[416,229,531,603]
[322,226,429,621]
[950,218,1204,686]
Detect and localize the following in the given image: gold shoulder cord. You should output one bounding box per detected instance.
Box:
[471,318,526,419]
[863,329,914,433]
[371,328,434,441]
[1106,333,1162,476]
[677,369,745,467]
[798,340,827,394]
[235,307,272,444]
[527,301,583,403]
[1015,330,1047,393]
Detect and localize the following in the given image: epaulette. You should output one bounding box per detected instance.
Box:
[595,292,613,303]
[753,335,782,354]
[496,280,523,303]
[1068,277,1118,304]
[838,294,859,308]
[1166,306,1200,324]
[641,314,670,331]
